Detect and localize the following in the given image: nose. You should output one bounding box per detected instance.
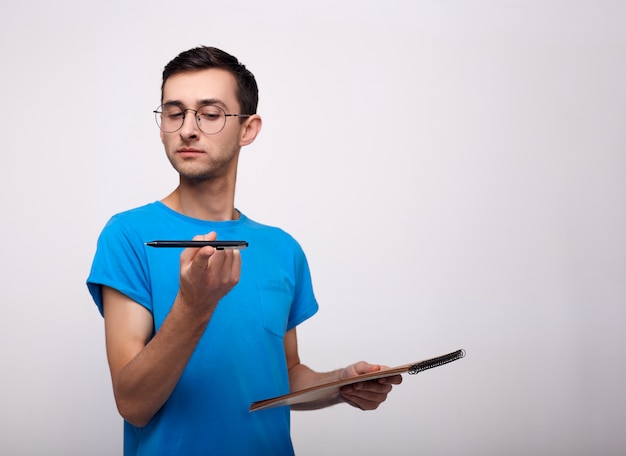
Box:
[179,109,200,139]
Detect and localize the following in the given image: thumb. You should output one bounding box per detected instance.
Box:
[180,231,218,266]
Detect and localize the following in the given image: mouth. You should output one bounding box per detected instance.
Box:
[177,148,204,157]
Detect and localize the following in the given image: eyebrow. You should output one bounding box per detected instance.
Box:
[162,98,228,109]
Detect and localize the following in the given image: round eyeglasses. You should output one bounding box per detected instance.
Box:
[154,104,251,135]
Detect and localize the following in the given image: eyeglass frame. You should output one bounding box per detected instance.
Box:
[153,103,252,135]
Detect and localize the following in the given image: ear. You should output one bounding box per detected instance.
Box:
[239,114,262,147]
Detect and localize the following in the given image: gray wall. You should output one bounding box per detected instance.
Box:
[1,1,624,454]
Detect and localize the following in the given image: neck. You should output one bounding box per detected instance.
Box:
[162,177,238,221]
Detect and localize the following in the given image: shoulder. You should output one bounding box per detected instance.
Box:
[102,202,173,235]
[239,214,312,269]
[241,215,302,247]
[106,201,164,226]
[95,202,165,248]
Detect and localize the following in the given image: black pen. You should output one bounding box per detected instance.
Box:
[145,240,248,250]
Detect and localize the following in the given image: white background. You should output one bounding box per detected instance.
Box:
[1,1,624,454]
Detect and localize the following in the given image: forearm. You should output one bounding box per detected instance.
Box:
[287,363,345,410]
[286,358,402,412]
[104,236,241,427]
[110,296,214,427]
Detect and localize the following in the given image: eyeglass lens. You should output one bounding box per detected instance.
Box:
[155,105,228,135]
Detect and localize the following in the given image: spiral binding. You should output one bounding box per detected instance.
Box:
[408,349,465,375]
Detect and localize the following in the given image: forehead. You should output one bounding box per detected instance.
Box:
[162,68,239,108]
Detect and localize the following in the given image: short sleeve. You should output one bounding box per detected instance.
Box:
[286,240,319,330]
[86,215,153,316]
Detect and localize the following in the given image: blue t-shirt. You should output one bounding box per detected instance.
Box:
[87,202,319,456]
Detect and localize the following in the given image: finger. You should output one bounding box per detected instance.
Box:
[344,382,393,398]
[203,249,238,283]
[350,361,384,377]
[378,374,403,385]
[191,246,218,270]
[340,389,387,411]
[350,379,394,394]
[340,395,378,411]
[218,250,241,285]
[230,249,241,282]
[180,232,217,265]
[191,232,219,264]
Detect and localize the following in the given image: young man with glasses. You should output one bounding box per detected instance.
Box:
[87,46,401,455]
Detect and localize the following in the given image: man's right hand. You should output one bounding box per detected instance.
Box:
[178,231,241,314]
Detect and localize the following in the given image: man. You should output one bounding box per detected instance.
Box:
[87,46,401,455]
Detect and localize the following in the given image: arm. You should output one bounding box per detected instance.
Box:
[284,328,403,411]
[103,232,240,427]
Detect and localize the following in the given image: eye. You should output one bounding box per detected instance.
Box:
[162,107,184,120]
[198,107,223,122]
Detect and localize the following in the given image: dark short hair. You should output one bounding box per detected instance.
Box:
[161,46,259,115]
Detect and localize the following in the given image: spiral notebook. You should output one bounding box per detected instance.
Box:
[250,348,465,412]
